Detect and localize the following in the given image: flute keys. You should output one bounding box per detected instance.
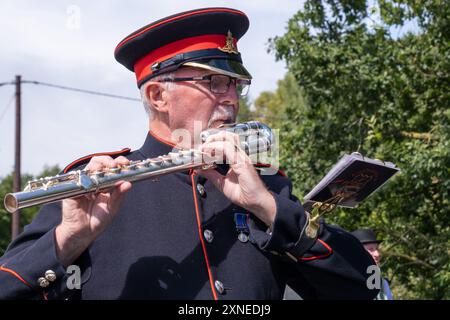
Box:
[168,152,183,165]
[138,160,151,168]
[149,159,161,168]
[158,156,172,167]
[92,171,105,178]
[108,167,121,174]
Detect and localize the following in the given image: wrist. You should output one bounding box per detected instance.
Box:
[55,224,93,267]
[248,190,276,228]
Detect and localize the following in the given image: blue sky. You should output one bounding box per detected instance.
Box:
[0,1,304,176]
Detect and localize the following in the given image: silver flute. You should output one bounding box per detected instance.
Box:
[4,121,274,213]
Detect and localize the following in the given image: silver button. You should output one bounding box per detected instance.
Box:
[197,183,206,197]
[45,270,56,282]
[203,229,214,243]
[238,232,249,243]
[38,277,49,288]
[214,280,225,294]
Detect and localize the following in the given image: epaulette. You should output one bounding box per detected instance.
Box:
[62,148,132,173]
[253,163,287,177]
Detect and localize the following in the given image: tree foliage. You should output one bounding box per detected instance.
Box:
[270,0,449,299]
[252,73,304,129]
[236,96,253,123]
[0,165,60,255]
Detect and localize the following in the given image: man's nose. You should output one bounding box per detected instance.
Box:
[218,85,239,109]
[373,250,380,259]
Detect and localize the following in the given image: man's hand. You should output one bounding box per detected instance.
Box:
[55,156,132,267]
[197,131,276,228]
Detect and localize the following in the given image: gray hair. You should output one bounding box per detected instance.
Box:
[140,72,176,120]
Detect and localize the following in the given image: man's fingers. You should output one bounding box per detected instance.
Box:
[86,156,117,171]
[201,140,248,165]
[108,181,132,213]
[114,156,130,166]
[64,153,131,213]
[85,155,130,173]
[204,131,241,145]
[196,169,225,192]
[203,131,248,160]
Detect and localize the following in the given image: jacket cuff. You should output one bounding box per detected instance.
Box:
[1,227,89,299]
[248,191,317,256]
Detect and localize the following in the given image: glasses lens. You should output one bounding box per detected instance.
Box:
[210,75,230,94]
[236,79,250,96]
[209,75,251,96]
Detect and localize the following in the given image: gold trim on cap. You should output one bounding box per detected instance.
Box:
[183,62,252,80]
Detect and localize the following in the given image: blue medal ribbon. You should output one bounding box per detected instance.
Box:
[234,212,250,234]
[234,213,250,243]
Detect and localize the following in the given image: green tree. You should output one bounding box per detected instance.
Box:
[236,96,253,123]
[0,165,60,255]
[253,73,304,129]
[272,0,449,299]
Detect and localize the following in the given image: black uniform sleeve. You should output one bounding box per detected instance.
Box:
[0,151,129,300]
[0,202,88,300]
[247,176,379,300]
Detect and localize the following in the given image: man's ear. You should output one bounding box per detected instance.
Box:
[146,82,169,113]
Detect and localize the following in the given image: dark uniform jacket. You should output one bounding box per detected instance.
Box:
[0,132,378,300]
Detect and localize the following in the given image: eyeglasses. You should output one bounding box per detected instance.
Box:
[157,74,251,96]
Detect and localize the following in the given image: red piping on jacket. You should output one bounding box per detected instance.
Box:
[298,239,333,261]
[63,148,131,173]
[0,266,32,288]
[0,266,49,300]
[190,172,218,300]
[148,130,177,148]
[254,163,286,177]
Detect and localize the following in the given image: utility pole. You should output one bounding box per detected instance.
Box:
[12,75,21,240]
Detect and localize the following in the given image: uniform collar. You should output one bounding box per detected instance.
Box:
[138,130,178,159]
[138,131,196,183]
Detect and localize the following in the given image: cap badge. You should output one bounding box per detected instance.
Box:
[219,30,239,55]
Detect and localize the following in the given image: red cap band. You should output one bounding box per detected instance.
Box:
[133,34,236,83]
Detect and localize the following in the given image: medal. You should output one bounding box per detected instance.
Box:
[234,213,250,243]
[238,232,249,243]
